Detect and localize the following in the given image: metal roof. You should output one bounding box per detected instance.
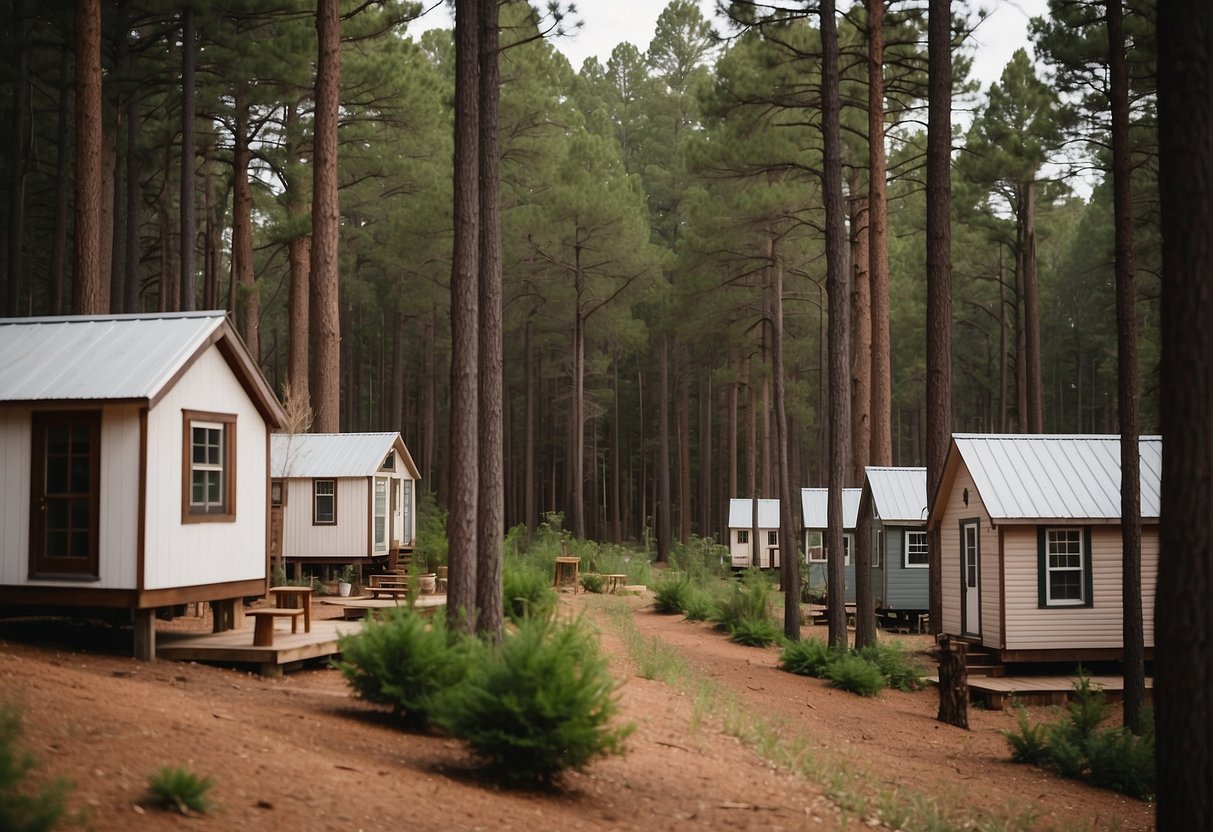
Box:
[272,432,411,479]
[0,311,227,402]
[864,467,928,525]
[800,488,862,530]
[951,434,1162,522]
[727,498,782,529]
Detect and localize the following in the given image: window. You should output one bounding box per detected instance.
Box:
[767,530,779,546]
[806,530,825,562]
[382,451,395,471]
[904,530,928,568]
[271,480,285,508]
[843,533,853,566]
[182,411,235,522]
[737,529,749,545]
[314,479,337,525]
[1040,527,1091,607]
[873,528,883,569]
[373,478,388,551]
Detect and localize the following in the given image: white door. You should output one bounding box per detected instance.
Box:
[373,478,389,553]
[962,520,980,635]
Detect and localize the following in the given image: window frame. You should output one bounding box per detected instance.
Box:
[904,529,929,569]
[806,530,825,562]
[1037,526,1093,608]
[873,527,883,569]
[313,478,337,525]
[767,530,779,547]
[736,529,749,545]
[181,410,236,523]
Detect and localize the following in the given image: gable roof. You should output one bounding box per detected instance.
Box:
[864,467,928,525]
[727,498,782,529]
[933,434,1162,525]
[800,488,862,530]
[272,432,420,479]
[0,311,284,426]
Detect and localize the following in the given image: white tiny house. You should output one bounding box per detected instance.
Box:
[726,498,782,569]
[801,488,862,601]
[0,312,286,658]
[270,432,420,577]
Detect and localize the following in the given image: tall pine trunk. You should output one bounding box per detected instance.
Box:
[867,0,892,466]
[925,0,952,637]
[73,0,105,314]
[1156,0,1212,820]
[849,190,871,487]
[231,92,257,350]
[6,0,29,317]
[821,0,851,649]
[179,6,197,311]
[656,338,672,563]
[772,243,801,640]
[1023,180,1043,432]
[1107,0,1143,735]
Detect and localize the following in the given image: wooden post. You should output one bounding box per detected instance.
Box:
[936,635,969,729]
[132,608,156,661]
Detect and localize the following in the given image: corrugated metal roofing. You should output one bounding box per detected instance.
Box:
[0,312,226,402]
[953,434,1162,522]
[272,432,405,478]
[865,467,928,525]
[800,488,862,530]
[727,498,782,529]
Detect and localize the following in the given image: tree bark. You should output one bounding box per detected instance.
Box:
[476,0,504,641]
[821,0,851,649]
[1023,180,1043,432]
[1106,0,1144,736]
[73,0,106,314]
[231,91,257,350]
[50,48,72,315]
[447,0,481,633]
[656,337,672,563]
[849,190,871,487]
[180,5,197,311]
[925,0,952,636]
[524,316,536,534]
[1156,0,1213,821]
[6,0,29,317]
[867,0,893,467]
[772,243,801,639]
[678,369,691,544]
[698,371,713,540]
[936,637,969,729]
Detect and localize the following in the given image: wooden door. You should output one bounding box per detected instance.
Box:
[30,411,101,578]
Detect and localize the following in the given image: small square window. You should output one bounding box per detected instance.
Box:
[737,529,749,544]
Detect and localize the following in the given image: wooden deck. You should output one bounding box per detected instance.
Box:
[322,594,446,619]
[157,618,363,678]
[926,673,1154,709]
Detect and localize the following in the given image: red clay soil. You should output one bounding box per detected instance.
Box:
[0,592,1153,832]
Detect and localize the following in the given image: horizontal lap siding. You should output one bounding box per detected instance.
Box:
[885,525,930,610]
[1004,524,1158,650]
[938,466,1001,647]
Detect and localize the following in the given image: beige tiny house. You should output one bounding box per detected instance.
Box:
[929,434,1160,663]
[726,498,782,569]
[0,312,286,657]
[270,432,419,577]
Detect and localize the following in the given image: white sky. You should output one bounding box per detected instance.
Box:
[409,0,1054,91]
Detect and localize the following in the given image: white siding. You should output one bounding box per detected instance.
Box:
[728,526,779,568]
[938,465,1001,647]
[1003,524,1158,650]
[280,477,370,559]
[143,346,269,589]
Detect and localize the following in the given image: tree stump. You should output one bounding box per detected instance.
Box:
[936,636,969,729]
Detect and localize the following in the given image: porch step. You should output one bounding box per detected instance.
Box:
[962,645,1005,678]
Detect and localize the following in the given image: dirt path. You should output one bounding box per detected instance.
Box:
[0,593,1152,831]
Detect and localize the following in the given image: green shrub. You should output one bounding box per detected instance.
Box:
[669,536,730,581]
[413,488,449,572]
[502,562,558,623]
[1002,673,1154,800]
[856,641,926,691]
[710,570,772,632]
[681,585,717,622]
[144,765,213,815]
[727,616,783,648]
[779,637,835,678]
[825,653,885,697]
[0,705,70,832]
[336,608,477,730]
[652,575,692,615]
[438,615,633,785]
[579,572,605,594]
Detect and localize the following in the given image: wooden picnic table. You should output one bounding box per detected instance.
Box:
[267,585,313,633]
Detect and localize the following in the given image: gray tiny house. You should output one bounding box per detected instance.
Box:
[858,467,928,619]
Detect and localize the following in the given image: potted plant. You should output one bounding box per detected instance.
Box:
[337,564,357,597]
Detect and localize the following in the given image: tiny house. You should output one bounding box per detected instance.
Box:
[0,312,286,658]
[270,432,419,578]
[929,434,1160,664]
[858,467,929,616]
[726,498,782,569]
[801,488,862,602]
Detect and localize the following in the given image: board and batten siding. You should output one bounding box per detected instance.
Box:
[938,466,1001,647]
[1002,524,1158,651]
[0,404,142,590]
[281,477,370,559]
[143,346,269,590]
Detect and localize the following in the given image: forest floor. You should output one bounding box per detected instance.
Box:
[0,590,1153,832]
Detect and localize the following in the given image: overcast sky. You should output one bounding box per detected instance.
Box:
[410,0,1053,91]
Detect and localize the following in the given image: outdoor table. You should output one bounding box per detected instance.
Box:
[267,585,314,633]
[553,556,581,592]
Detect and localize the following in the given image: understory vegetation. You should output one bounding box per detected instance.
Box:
[142,765,214,815]
[0,705,71,832]
[779,637,927,696]
[1003,673,1155,800]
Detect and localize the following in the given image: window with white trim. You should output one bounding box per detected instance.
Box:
[806,530,825,562]
[904,530,929,568]
[873,528,882,568]
[1045,527,1086,605]
[843,533,853,566]
[314,479,336,525]
[767,530,779,546]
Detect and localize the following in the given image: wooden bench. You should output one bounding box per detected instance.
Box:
[602,573,628,594]
[369,574,410,588]
[365,586,411,602]
[245,607,305,647]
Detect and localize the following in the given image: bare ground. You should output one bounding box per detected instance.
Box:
[0,591,1153,832]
